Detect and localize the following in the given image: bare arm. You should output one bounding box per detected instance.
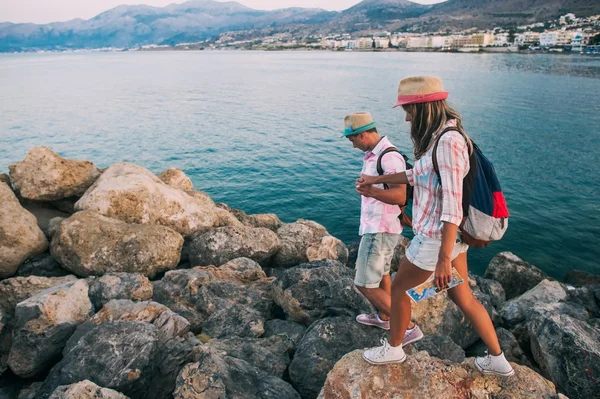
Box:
[356,183,407,206]
[357,172,409,186]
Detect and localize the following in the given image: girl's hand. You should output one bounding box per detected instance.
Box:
[357,174,376,186]
[434,256,452,290]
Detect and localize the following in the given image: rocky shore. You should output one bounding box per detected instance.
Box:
[0,146,598,399]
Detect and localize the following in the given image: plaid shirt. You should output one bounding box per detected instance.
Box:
[405,124,470,240]
[360,136,406,236]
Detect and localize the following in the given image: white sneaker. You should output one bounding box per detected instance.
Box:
[362,338,406,365]
[475,351,515,377]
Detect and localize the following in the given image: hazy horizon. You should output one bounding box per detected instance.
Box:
[1,0,446,24]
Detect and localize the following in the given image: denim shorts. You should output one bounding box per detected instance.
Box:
[354,233,400,288]
[405,233,469,272]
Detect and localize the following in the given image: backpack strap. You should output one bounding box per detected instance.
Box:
[431,127,457,183]
[376,147,400,190]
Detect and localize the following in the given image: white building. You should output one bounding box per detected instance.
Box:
[556,30,574,46]
[515,32,540,46]
[374,37,390,48]
[430,36,446,48]
[540,32,558,47]
[407,36,428,48]
[358,37,373,49]
[493,33,510,46]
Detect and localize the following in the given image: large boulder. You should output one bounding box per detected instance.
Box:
[216,203,282,231]
[272,260,372,326]
[36,321,159,399]
[51,211,183,277]
[74,163,219,236]
[565,284,600,318]
[411,284,498,348]
[157,168,194,192]
[498,280,567,327]
[48,380,128,399]
[263,319,306,350]
[88,273,153,311]
[8,280,92,378]
[471,273,506,308]
[8,147,101,201]
[152,265,274,333]
[306,235,348,265]
[189,225,280,267]
[318,350,561,399]
[273,220,330,268]
[484,252,549,299]
[288,316,384,399]
[0,183,48,278]
[0,275,77,315]
[174,346,300,399]
[527,303,600,399]
[200,335,294,378]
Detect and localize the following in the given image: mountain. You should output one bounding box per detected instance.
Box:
[1,0,599,52]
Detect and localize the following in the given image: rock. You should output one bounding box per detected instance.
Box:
[157,168,194,192]
[48,380,129,399]
[390,235,411,273]
[17,382,44,399]
[272,260,372,326]
[0,309,12,376]
[37,321,159,399]
[152,266,274,333]
[411,334,465,363]
[212,207,245,228]
[174,346,300,399]
[48,197,78,214]
[18,200,71,239]
[8,147,101,201]
[51,211,183,277]
[45,217,65,239]
[74,163,219,236]
[202,304,264,339]
[565,269,600,286]
[16,252,70,278]
[273,220,330,268]
[0,275,77,315]
[288,316,384,399]
[8,280,92,378]
[466,327,534,368]
[345,237,360,269]
[189,225,280,267]
[88,273,153,311]
[410,285,497,348]
[263,319,306,349]
[306,235,348,265]
[471,273,506,308]
[499,280,567,327]
[218,257,267,281]
[0,174,9,186]
[201,335,294,378]
[564,284,600,318]
[528,304,600,399]
[188,191,215,207]
[215,204,283,231]
[484,252,549,299]
[317,350,561,399]
[0,183,48,278]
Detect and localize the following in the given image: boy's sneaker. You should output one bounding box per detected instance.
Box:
[356,313,390,330]
[363,338,406,365]
[355,314,424,345]
[475,351,515,377]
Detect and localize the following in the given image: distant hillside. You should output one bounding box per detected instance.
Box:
[1,0,599,52]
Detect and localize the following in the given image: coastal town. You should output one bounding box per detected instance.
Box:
[146,12,600,54]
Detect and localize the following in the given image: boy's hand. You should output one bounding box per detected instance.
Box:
[356,183,375,197]
[357,174,377,186]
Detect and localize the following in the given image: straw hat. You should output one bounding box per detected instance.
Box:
[393,76,449,107]
[342,112,376,137]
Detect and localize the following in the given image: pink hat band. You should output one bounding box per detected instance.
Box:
[393,91,449,108]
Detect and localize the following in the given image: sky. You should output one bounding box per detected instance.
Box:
[0,0,446,24]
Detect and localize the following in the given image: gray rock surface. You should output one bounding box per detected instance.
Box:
[51,211,183,277]
[48,380,129,399]
[484,252,549,299]
[0,308,11,376]
[201,304,264,339]
[74,163,219,236]
[201,335,294,378]
[8,280,92,378]
[273,220,329,268]
[88,273,153,311]
[499,280,566,327]
[466,327,534,368]
[272,260,372,326]
[189,225,280,267]
[174,346,300,399]
[8,146,101,201]
[411,334,465,363]
[0,182,48,278]
[263,319,306,349]
[152,266,274,333]
[471,273,506,308]
[288,316,384,399]
[15,253,70,278]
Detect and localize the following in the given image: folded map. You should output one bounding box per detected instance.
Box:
[406,268,464,303]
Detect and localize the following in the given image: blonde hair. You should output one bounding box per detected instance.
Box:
[402,100,473,160]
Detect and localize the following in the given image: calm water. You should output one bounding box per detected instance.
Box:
[1,51,599,278]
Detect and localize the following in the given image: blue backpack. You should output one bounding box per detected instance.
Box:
[432,128,509,247]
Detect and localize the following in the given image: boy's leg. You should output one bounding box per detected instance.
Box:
[354,233,392,317]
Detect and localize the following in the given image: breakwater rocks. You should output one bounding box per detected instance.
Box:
[0,146,598,399]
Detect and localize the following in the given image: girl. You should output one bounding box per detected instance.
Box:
[357,76,514,377]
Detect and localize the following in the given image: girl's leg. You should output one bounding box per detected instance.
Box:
[388,257,432,347]
[447,252,501,355]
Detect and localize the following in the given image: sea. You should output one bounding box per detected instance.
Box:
[1,50,599,279]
